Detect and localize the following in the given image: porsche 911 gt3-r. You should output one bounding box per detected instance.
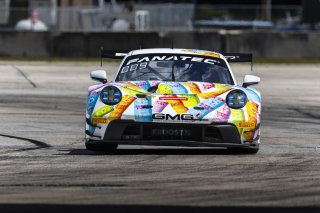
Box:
[85,48,261,153]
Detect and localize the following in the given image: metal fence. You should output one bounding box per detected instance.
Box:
[59,3,195,31]
[0,3,195,31]
[195,4,303,22]
[0,0,9,25]
[0,3,307,32]
[194,4,304,30]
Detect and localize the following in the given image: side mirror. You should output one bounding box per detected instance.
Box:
[242,75,260,88]
[90,70,107,83]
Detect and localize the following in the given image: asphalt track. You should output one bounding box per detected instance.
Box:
[0,61,319,212]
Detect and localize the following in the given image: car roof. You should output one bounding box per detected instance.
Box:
[113,48,236,85]
[129,48,224,59]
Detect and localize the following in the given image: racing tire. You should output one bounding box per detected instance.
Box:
[85,141,118,152]
[227,145,259,154]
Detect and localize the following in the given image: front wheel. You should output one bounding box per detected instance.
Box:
[85,141,118,152]
[227,145,259,154]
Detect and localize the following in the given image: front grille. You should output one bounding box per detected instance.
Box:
[123,124,140,135]
[122,124,141,140]
[205,126,222,139]
[143,124,202,141]
[121,122,225,143]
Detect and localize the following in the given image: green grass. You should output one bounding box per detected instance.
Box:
[195,5,230,20]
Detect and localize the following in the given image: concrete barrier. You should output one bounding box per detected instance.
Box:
[0,30,319,59]
[0,31,51,57]
[224,31,320,59]
[51,31,222,57]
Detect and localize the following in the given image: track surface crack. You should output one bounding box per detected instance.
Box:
[12,65,37,88]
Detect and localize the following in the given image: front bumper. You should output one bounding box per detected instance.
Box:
[86,120,258,148]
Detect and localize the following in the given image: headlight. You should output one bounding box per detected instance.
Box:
[226,89,247,109]
[100,86,122,105]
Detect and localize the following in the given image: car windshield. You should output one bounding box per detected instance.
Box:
[116,54,234,85]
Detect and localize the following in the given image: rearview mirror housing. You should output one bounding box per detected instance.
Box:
[90,70,107,83]
[242,75,260,88]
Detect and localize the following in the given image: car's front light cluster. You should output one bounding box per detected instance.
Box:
[226,89,247,109]
[100,86,122,105]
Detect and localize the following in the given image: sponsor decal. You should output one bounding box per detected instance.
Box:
[124,56,220,67]
[92,117,109,125]
[152,128,191,137]
[238,121,255,128]
[159,96,188,101]
[152,113,194,121]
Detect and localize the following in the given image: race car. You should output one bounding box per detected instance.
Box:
[85,48,261,153]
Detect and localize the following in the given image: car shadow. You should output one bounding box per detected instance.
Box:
[61,148,246,156]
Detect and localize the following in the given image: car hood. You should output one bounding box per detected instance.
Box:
[87,80,260,125]
[106,81,233,97]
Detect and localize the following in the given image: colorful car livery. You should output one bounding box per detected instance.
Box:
[85,48,261,153]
